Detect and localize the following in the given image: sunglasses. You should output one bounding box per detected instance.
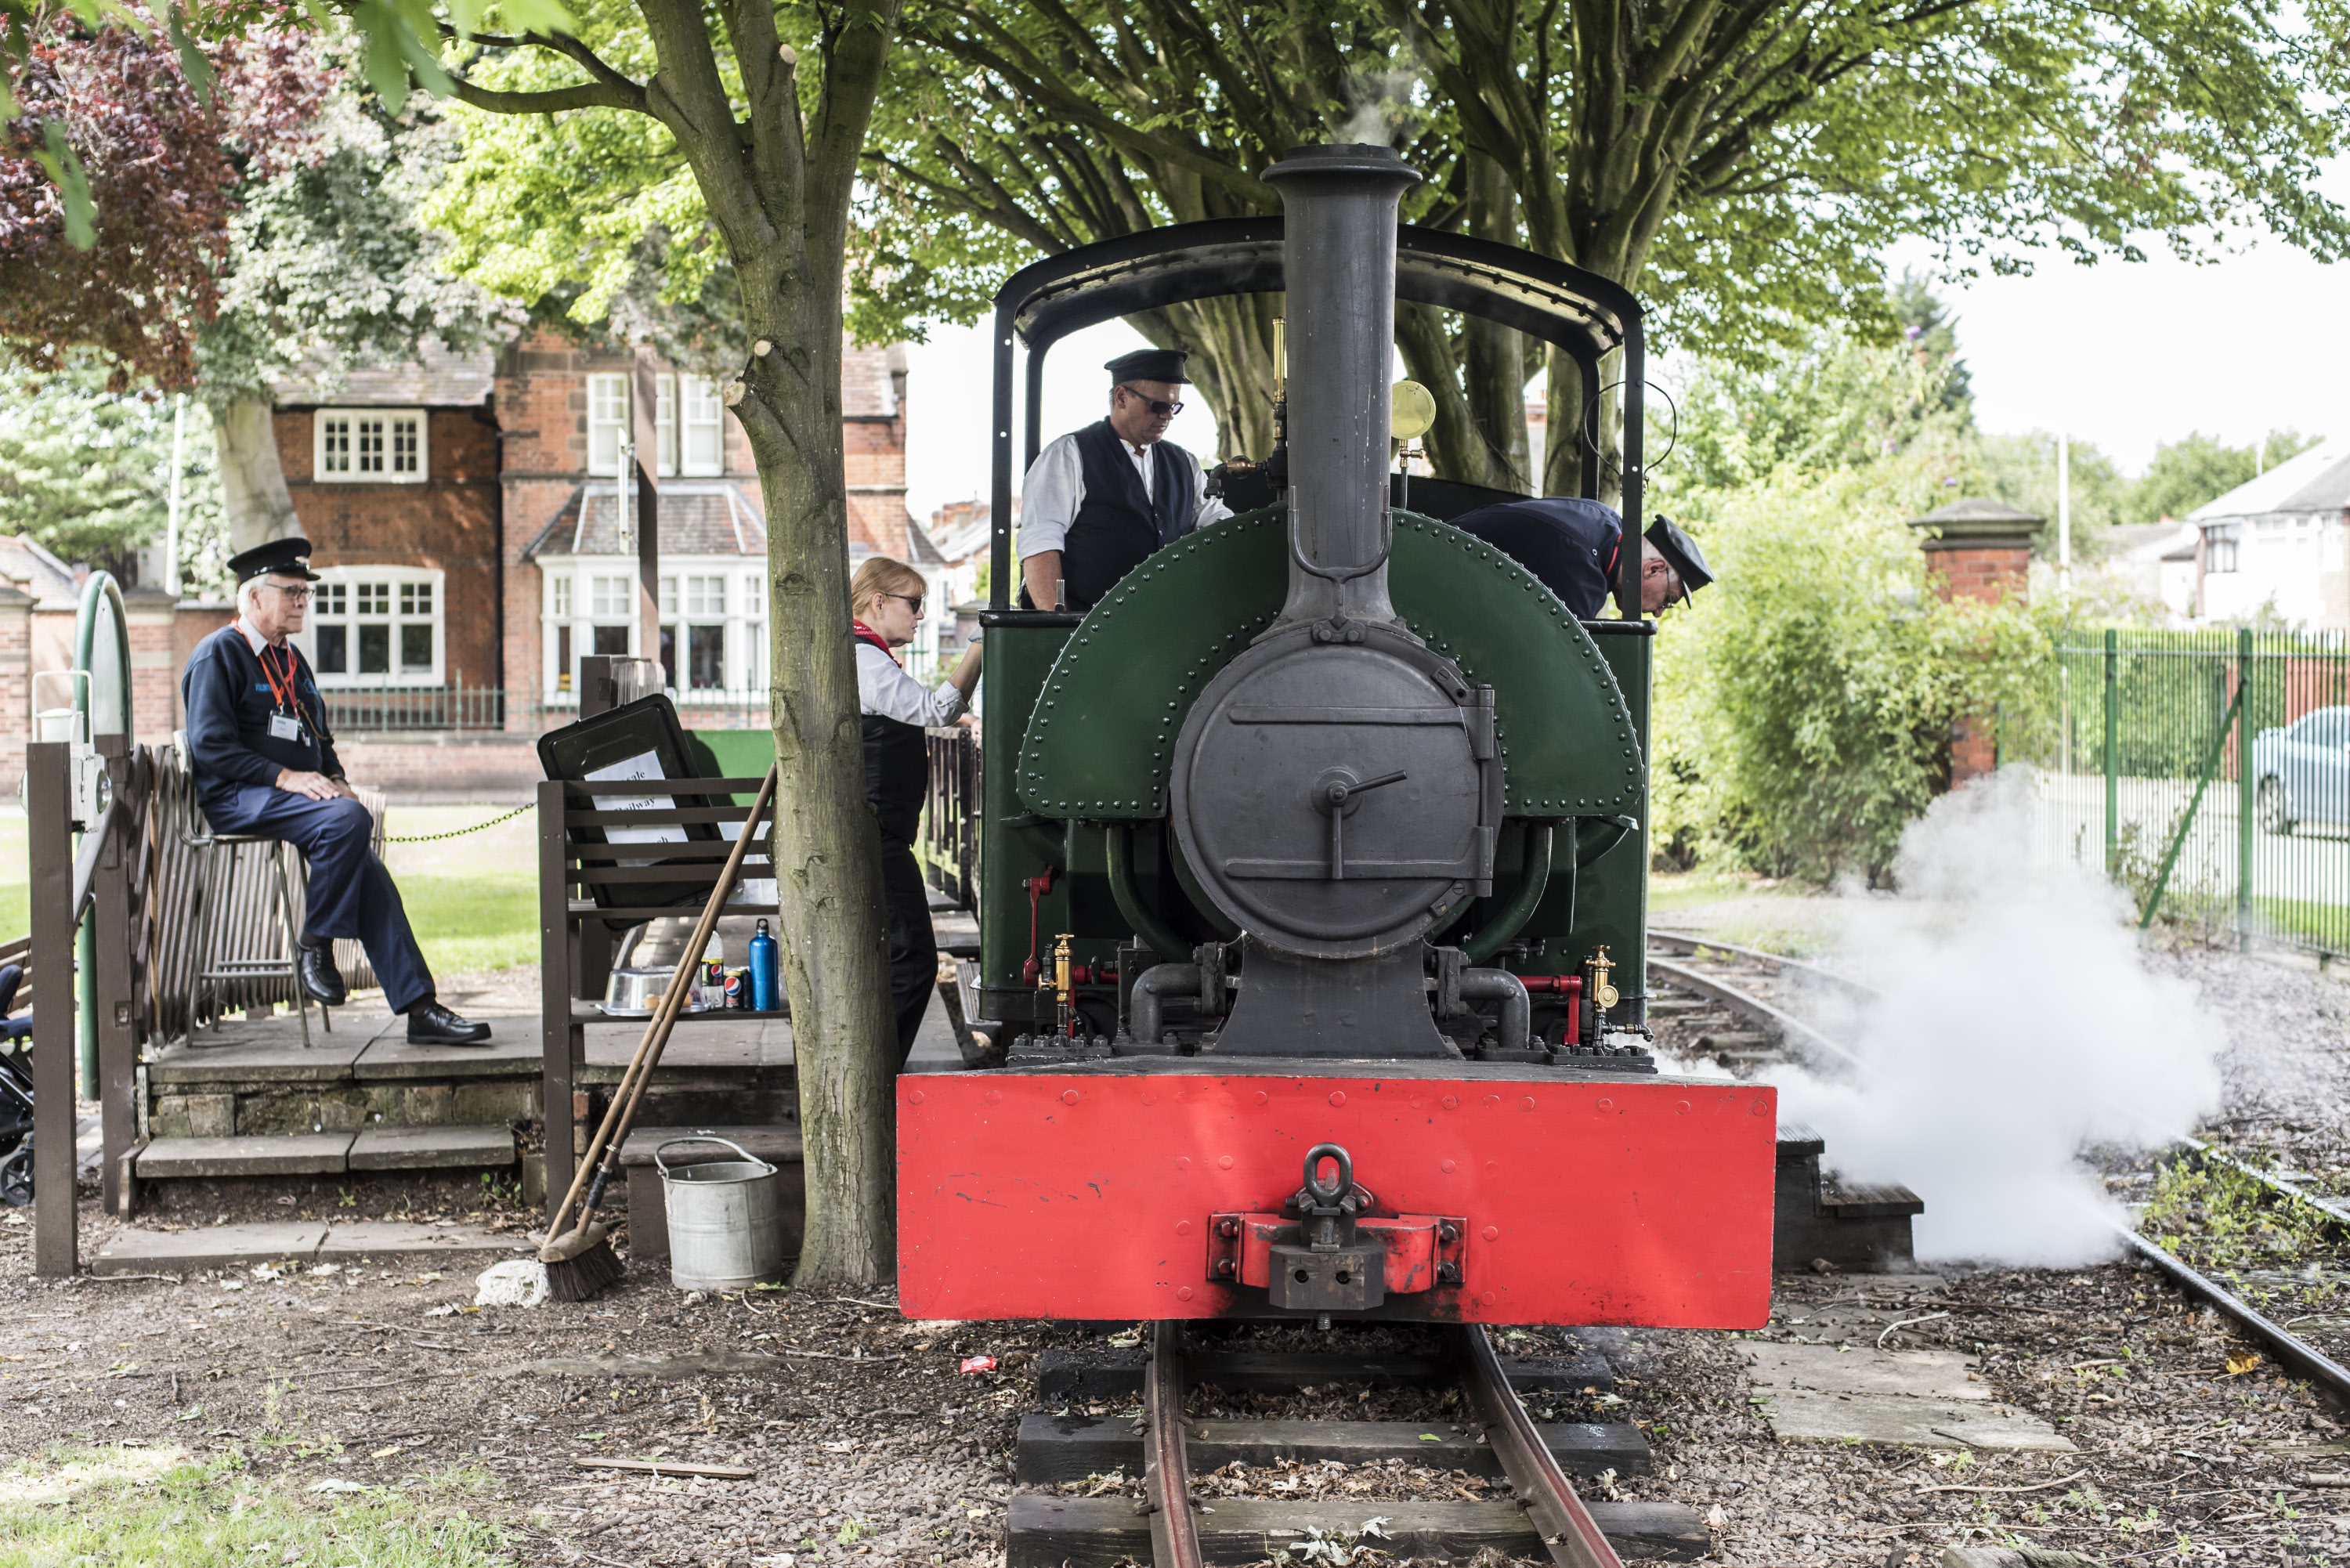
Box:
[1119,385,1184,418]
[882,591,925,616]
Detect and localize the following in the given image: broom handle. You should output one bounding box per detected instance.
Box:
[546,764,779,1241]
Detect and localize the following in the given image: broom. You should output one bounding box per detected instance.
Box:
[542,764,779,1302]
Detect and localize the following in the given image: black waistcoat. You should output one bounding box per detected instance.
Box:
[1060,419,1194,610]
[857,632,928,845]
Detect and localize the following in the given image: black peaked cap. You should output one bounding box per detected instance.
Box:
[1644,517,1713,591]
[1104,348,1191,385]
[227,537,322,583]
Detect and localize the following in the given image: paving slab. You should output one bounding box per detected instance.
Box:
[1757,1388,2075,1451]
[1741,1342,1988,1401]
[316,1222,532,1260]
[352,1034,542,1078]
[148,1036,369,1086]
[92,1222,327,1274]
[347,1125,516,1170]
[136,1133,354,1177]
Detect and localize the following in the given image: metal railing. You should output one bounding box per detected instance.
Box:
[2020,627,2350,957]
[320,683,774,734]
[920,726,979,912]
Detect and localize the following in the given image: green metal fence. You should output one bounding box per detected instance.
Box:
[2028,627,2350,956]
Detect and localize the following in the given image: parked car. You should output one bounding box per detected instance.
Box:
[2250,705,2350,834]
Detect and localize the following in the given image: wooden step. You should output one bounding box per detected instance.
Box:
[136,1125,515,1178]
[1014,1413,1649,1481]
[1037,1347,1614,1404]
[1005,1493,1711,1565]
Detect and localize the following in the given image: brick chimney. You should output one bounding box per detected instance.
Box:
[1909,497,2040,784]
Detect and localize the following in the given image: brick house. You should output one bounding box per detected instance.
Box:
[0,334,948,793]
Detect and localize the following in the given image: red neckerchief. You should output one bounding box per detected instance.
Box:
[851,620,898,664]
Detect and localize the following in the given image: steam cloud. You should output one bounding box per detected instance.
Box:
[1340,68,1420,147]
[1763,772,2225,1266]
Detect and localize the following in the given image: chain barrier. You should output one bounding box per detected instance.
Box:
[382,804,532,844]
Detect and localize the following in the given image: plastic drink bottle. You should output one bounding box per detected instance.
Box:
[748,919,779,1012]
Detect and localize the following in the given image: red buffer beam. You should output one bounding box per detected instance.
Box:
[898,1066,1776,1328]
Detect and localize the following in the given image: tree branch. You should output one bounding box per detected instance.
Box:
[446,75,645,114]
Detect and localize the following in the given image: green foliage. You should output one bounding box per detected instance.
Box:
[2131,429,2319,526]
[1665,320,1970,501]
[1652,451,2054,883]
[1972,432,2131,562]
[0,363,225,579]
[200,85,524,407]
[1889,270,1971,411]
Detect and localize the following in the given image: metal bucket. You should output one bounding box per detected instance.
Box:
[656,1136,785,1291]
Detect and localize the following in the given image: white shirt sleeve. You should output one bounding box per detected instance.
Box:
[1185,446,1233,529]
[1016,433,1086,561]
[857,643,968,728]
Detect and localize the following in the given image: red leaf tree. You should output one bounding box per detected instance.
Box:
[0,14,325,388]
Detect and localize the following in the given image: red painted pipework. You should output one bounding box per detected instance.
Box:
[1514,974,1585,1046]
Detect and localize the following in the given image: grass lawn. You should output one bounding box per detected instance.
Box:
[0,803,537,977]
[0,1444,512,1566]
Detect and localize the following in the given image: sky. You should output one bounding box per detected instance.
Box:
[901,205,2348,526]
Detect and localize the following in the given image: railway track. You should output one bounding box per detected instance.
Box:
[1645,926,2350,1410]
[1005,1322,1711,1566]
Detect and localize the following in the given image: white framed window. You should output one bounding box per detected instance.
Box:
[588,374,631,475]
[313,410,426,482]
[541,560,763,703]
[304,566,443,685]
[653,374,726,477]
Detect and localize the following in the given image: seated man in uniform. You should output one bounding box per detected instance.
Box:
[182,539,492,1046]
[1018,347,1232,611]
[1447,496,1715,619]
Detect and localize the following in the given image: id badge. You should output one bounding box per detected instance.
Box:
[269,713,302,742]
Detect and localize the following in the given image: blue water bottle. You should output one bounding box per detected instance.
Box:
[747,919,779,1012]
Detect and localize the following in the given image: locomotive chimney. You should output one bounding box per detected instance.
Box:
[1264,145,1423,630]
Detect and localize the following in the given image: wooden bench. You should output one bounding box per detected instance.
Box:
[537,773,788,1216]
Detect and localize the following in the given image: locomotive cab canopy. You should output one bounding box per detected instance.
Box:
[970,153,1664,1065]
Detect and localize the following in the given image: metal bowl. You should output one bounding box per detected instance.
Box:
[601,965,707,1018]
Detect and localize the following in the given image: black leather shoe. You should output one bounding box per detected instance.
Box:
[296,939,348,1007]
[407,1001,492,1046]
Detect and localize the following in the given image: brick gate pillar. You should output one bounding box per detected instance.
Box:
[1908,497,2041,786]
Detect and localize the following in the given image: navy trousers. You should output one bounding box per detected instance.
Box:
[200,785,435,1014]
[879,838,935,1070]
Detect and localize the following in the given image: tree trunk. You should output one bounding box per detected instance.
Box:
[738,291,902,1287]
[1137,293,1281,462]
[215,396,301,552]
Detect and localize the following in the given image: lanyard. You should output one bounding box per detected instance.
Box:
[257,641,307,726]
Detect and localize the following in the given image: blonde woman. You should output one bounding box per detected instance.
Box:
[851,556,982,1064]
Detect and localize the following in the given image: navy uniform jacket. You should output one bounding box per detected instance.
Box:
[1447,496,1624,619]
[182,623,342,817]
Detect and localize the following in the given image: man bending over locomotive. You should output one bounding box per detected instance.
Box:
[181,538,492,1046]
[1447,496,1714,620]
[1017,347,1231,612]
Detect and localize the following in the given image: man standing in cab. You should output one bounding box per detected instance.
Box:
[1447,495,1715,620]
[181,538,493,1045]
[1018,348,1232,611]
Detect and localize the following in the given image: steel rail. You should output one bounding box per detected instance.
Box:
[1647,927,1875,1006]
[1643,954,1859,1071]
[1458,1325,1625,1568]
[1647,934,2350,1408]
[1144,1321,1204,1568]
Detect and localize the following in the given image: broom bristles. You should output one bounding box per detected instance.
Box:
[545,1233,624,1302]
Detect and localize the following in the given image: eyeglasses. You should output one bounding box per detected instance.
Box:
[1119,385,1184,418]
[262,583,313,603]
[883,592,925,616]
